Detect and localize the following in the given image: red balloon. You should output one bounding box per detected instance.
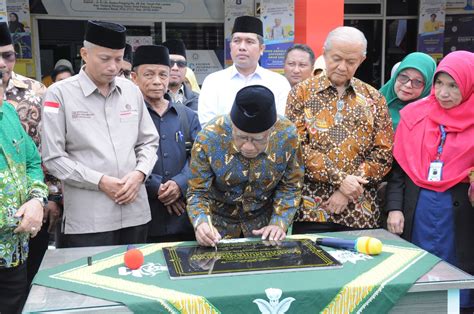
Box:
[124,249,144,270]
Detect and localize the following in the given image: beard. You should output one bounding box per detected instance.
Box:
[168,81,181,89]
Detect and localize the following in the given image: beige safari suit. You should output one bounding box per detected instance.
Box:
[41,68,159,234]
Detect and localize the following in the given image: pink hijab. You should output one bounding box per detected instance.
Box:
[393,50,474,192]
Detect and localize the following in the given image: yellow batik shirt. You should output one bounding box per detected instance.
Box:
[286,74,393,228]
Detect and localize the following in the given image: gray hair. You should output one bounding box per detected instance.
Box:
[323,26,367,56]
[284,44,315,65]
[83,40,99,50]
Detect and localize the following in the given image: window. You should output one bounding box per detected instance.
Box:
[386,0,419,16]
[344,0,419,86]
[384,19,418,82]
[344,19,383,87]
[166,23,224,50]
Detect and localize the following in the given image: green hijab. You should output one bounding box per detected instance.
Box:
[380,52,436,130]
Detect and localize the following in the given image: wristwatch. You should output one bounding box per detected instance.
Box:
[48,193,63,204]
[32,196,48,207]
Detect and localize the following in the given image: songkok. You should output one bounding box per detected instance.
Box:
[133,45,170,68]
[84,20,126,49]
[230,85,276,133]
[0,22,12,46]
[232,16,263,37]
[123,44,133,63]
[162,39,186,58]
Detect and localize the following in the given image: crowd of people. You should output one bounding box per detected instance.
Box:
[0,15,472,314]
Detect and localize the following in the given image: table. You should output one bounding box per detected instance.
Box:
[23,229,474,313]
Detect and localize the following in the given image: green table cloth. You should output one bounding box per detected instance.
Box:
[33,233,440,313]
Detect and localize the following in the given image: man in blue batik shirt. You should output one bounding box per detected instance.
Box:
[187,85,304,247]
[131,45,201,242]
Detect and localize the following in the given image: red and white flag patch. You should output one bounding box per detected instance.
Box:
[44,101,60,114]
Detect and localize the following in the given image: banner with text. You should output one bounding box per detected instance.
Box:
[187,50,223,85]
[417,0,447,62]
[34,0,224,21]
[446,0,474,13]
[260,0,294,73]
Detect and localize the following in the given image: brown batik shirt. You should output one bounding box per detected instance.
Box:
[5,72,61,195]
[286,74,393,228]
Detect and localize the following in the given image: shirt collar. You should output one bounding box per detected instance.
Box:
[168,84,185,95]
[6,72,29,92]
[229,64,263,80]
[78,66,121,97]
[0,101,4,120]
[228,140,272,158]
[145,94,173,114]
[315,74,357,95]
[168,99,184,113]
[228,140,240,155]
[223,115,238,155]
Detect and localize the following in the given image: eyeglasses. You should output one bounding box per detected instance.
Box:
[170,59,187,68]
[118,69,131,78]
[396,73,425,89]
[0,51,16,63]
[233,133,270,146]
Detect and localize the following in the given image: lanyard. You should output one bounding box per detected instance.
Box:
[436,125,446,161]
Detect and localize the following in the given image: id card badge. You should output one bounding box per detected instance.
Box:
[427,161,443,181]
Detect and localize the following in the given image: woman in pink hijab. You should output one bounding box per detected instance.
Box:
[385,50,474,310]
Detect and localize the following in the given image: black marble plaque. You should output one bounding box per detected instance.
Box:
[163,239,342,279]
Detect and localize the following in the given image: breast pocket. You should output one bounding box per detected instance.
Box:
[119,111,139,123]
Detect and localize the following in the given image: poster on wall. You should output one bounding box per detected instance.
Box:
[224,0,255,67]
[260,0,294,73]
[0,1,7,22]
[443,14,474,52]
[186,50,223,84]
[7,0,35,77]
[417,0,447,62]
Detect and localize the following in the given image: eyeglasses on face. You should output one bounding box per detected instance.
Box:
[0,51,16,63]
[170,60,187,68]
[397,73,425,89]
[234,134,269,145]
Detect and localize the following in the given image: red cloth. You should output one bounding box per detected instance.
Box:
[393,51,474,192]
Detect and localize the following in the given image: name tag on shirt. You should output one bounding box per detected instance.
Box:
[72,111,94,120]
[119,106,138,122]
[427,161,443,181]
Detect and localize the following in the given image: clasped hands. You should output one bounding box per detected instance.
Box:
[158,181,185,216]
[99,170,145,205]
[323,175,368,214]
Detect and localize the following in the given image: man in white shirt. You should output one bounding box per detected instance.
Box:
[198,15,290,126]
